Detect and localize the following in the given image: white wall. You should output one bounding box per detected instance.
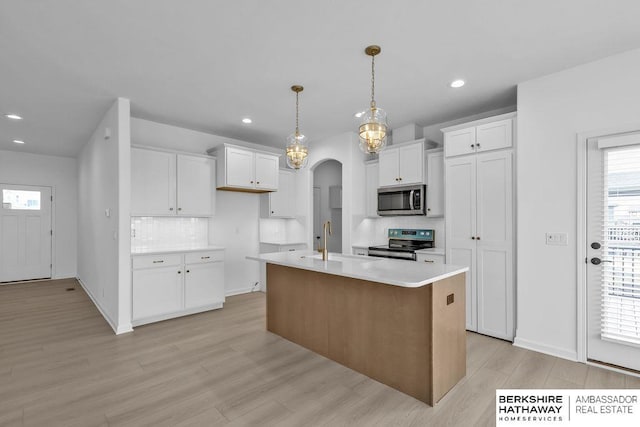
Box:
[516,48,640,360]
[313,160,342,253]
[77,98,131,334]
[0,150,77,278]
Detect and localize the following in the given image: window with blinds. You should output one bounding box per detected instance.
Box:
[601,146,640,346]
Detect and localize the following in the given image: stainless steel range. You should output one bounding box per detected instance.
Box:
[368,228,435,261]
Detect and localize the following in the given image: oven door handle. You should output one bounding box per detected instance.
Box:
[409,190,414,210]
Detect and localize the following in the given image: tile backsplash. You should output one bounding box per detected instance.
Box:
[131,217,209,252]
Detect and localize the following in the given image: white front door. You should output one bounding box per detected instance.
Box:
[0,184,52,282]
[586,135,640,371]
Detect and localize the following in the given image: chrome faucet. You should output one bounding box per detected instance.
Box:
[322,221,331,261]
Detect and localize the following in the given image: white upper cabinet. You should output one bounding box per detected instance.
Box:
[225,147,254,188]
[131,148,176,215]
[444,127,476,157]
[378,139,425,187]
[425,149,444,217]
[131,148,214,216]
[378,148,399,187]
[217,144,279,192]
[176,154,214,216]
[476,119,513,153]
[443,113,515,158]
[261,169,295,218]
[255,153,279,190]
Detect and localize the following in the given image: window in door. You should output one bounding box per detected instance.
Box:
[2,189,41,210]
[600,146,640,346]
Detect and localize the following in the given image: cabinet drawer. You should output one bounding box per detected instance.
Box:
[278,244,307,252]
[133,254,182,269]
[416,254,445,264]
[185,250,224,264]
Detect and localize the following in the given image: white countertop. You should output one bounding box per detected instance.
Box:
[247,251,467,288]
[131,245,225,256]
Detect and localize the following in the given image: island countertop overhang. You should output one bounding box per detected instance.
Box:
[247,251,468,288]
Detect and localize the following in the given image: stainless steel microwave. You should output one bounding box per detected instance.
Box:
[377,184,426,216]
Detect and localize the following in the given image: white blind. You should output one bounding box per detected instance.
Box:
[601,146,640,346]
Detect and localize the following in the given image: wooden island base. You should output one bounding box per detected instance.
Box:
[266,264,466,405]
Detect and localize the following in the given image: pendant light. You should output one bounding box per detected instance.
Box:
[285,85,309,170]
[358,45,388,154]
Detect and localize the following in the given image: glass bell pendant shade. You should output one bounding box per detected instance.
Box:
[359,106,388,154]
[286,131,309,169]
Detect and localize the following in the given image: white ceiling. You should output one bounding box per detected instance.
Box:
[1,1,640,158]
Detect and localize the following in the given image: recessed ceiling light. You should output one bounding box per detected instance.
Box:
[354,111,365,118]
[13,139,25,144]
[450,79,465,88]
[4,113,23,120]
[242,118,252,124]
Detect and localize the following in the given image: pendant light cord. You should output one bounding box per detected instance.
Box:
[370,54,376,109]
[295,90,300,136]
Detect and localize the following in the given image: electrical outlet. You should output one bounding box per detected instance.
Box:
[546,232,568,246]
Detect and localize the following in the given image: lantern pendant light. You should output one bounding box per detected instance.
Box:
[285,85,309,170]
[359,45,388,154]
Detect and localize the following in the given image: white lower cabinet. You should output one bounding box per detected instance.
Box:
[352,246,369,256]
[416,253,445,264]
[184,262,225,310]
[132,266,183,320]
[132,250,225,326]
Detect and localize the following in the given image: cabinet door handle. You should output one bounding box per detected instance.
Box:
[186,270,190,273]
[257,181,260,184]
[152,260,164,263]
[201,256,210,260]
[471,236,476,240]
[250,180,254,184]
[476,236,481,240]
[178,271,181,274]
[178,207,182,211]
[271,211,274,214]
[476,143,481,148]
[398,177,402,181]
[470,144,475,148]
[423,259,435,263]
[288,249,295,251]
[427,208,431,212]
[169,207,174,211]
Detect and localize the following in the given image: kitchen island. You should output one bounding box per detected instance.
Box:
[248,251,468,405]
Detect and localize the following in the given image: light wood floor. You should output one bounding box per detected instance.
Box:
[1,279,639,427]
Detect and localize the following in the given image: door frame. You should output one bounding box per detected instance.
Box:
[576,123,640,363]
[0,183,55,282]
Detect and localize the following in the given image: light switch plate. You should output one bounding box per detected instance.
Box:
[546,232,568,246]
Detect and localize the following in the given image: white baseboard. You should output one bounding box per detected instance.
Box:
[225,287,255,297]
[513,336,578,361]
[76,277,132,335]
